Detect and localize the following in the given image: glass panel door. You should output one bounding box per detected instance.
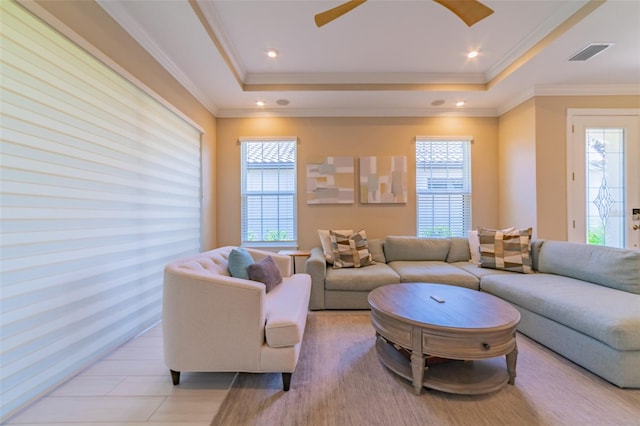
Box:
[568,112,640,249]
[585,128,625,247]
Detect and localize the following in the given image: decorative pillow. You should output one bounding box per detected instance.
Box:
[469,227,515,265]
[247,256,283,292]
[329,229,374,269]
[318,229,352,264]
[478,227,533,273]
[228,247,254,279]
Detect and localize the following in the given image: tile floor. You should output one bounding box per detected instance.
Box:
[4,323,235,425]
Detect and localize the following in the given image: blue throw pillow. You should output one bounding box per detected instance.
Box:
[228,247,254,280]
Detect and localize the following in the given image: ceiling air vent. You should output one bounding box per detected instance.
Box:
[569,43,614,61]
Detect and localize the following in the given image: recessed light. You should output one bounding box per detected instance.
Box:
[431,99,445,106]
[467,50,479,59]
[256,100,265,107]
[276,99,290,106]
[456,101,465,107]
[266,48,279,58]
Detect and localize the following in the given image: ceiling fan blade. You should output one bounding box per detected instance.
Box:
[315,0,368,27]
[433,0,494,27]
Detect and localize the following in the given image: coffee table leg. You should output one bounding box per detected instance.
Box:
[410,329,425,395]
[506,341,518,385]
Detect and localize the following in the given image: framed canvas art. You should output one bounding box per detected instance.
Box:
[306,156,355,204]
[359,156,407,203]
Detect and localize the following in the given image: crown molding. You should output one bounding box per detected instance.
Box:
[534,84,640,96]
[222,84,639,119]
[495,84,640,116]
[194,0,246,81]
[96,0,219,115]
[244,72,486,85]
[485,0,589,82]
[216,107,498,119]
[495,87,537,116]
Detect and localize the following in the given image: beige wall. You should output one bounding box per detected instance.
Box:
[31,0,219,250]
[216,116,499,250]
[499,95,640,241]
[26,1,640,248]
[534,96,640,240]
[498,99,537,235]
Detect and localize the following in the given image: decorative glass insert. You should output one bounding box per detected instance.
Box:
[585,128,625,247]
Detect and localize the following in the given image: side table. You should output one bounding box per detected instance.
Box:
[278,250,311,274]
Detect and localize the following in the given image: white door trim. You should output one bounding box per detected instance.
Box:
[566,108,640,247]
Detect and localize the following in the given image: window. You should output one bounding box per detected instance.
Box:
[416,138,472,237]
[241,138,297,247]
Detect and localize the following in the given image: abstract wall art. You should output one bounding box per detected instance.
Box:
[359,156,407,204]
[306,156,355,204]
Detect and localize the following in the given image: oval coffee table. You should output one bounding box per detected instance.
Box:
[368,283,521,395]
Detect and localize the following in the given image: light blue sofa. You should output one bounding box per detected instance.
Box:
[305,236,640,388]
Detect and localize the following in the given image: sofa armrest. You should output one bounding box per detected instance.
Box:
[305,247,327,310]
[162,267,267,372]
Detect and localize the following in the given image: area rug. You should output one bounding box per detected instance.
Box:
[212,311,640,426]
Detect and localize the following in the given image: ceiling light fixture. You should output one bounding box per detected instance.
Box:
[256,100,265,107]
[467,50,479,59]
[456,101,465,107]
[266,48,279,58]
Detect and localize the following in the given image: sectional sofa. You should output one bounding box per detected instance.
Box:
[305,236,640,388]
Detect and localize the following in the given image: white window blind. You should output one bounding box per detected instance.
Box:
[240,138,297,248]
[0,1,202,420]
[416,138,472,237]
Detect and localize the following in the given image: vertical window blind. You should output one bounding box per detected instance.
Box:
[416,138,472,237]
[0,1,202,420]
[240,138,297,248]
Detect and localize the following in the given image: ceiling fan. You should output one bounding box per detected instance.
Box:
[315,0,494,28]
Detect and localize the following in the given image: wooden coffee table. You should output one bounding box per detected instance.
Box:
[368,283,521,395]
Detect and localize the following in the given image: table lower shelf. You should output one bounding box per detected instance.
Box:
[375,336,511,395]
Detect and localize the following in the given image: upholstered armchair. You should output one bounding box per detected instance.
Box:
[162,246,311,391]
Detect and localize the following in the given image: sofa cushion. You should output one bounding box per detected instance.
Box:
[451,261,515,279]
[537,240,640,295]
[368,238,386,263]
[325,263,400,291]
[318,229,352,264]
[387,261,480,290]
[446,237,471,263]
[330,229,373,268]
[479,227,533,273]
[481,273,640,351]
[228,247,254,279]
[248,255,282,292]
[264,275,311,348]
[384,236,450,262]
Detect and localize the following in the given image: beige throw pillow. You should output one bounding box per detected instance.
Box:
[469,227,515,265]
[318,229,352,264]
[329,229,373,269]
[478,227,533,273]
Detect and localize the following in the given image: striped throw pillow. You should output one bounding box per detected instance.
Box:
[329,229,373,269]
[479,227,533,273]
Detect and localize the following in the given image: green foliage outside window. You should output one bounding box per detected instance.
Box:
[588,225,605,246]
[418,226,452,238]
[247,230,290,241]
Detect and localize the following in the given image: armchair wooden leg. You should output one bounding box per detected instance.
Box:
[282,372,292,391]
[170,369,180,385]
